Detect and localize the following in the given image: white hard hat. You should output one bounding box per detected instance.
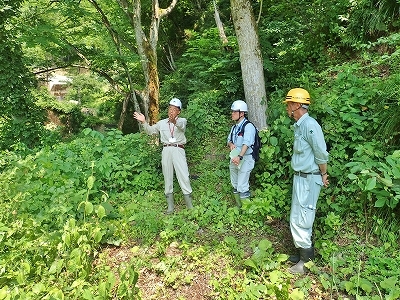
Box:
[169,98,182,109]
[231,100,248,112]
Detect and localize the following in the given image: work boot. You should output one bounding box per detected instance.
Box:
[288,247,314,274]
[165,193,174,214]
[240,190,251,199]
[183,193,193,209]
[233,189,241,208]
[288,249,300,264]
[289,246,314,263]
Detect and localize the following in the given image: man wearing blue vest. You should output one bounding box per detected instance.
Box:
[227,100,256,208]
[133,98,193,214]
[283,88,329,274]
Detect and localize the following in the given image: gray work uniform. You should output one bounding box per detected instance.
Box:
[227,118,256,197]
[290,113,329,249]
[143,118,192,195]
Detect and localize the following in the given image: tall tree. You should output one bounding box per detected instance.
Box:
[116,0,178,125]
[230,0,267,129]
[19,0,178,128]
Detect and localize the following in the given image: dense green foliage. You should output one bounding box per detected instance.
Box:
[1,0,400,298]
[0,129,159,298]
[0,0,48,149]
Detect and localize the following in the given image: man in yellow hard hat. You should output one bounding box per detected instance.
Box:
[283,88,329,274]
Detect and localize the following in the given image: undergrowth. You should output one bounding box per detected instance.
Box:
[0,122,399,299]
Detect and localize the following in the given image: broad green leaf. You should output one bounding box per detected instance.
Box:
[380,276,397,290]
[244,258,257,269]
[343,280,354,292]
[269,270,282,284]
[71,279,86,288]
[32,283,46,294]
[289,288,305,300]
[224,236,237,245]
[63,233,71,247]
[49,259,64,275]
[270,136,278,146]
[347,173,358,180]
[21,262,30,274]
[376,175,392,187]
[364,177,376,191]
[82,289,94,300]
[16,270,25,284]
[258,239,272,251]
[100,201,114,214]
[97,204,106,219]
[94,230,104,243]
[391,166,400,178]
[83,128,92,135]
[276,253,289,262]
[359,278,373,293]
[0,287,9,299]
[98,282,108,298]
[85,201,94,215]
[107,272,116,286]
[48,288,64,299]
[374,198,386,207]
[70,248,82,259]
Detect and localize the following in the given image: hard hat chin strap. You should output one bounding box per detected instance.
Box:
[236,110,242,121]
[291,105,302,118]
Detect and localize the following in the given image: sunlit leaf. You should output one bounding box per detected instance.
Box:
[289,288,305,300]
[258,239,272,251]
[97,204,106,219]
[244,258,257,269]
[87,175,95,190]
[85,201,94,215]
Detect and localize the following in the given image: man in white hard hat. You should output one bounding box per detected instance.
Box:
[227,100,256,207]
[133,98,193,214]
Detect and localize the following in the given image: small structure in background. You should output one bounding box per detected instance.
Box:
[48,74,72,100]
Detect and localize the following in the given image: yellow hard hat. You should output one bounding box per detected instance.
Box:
[283,88,311,105]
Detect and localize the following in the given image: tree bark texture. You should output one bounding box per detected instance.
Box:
[230,0,268,129]
[214,0,229,45]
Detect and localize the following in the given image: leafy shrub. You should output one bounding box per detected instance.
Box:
[347,149,400,209]
[0,128,161,298]
[184,90,229,143]
[0,129,161,226]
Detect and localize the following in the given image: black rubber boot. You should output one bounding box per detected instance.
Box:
[288,247,314,274]
[288,251,300,264]
[289,246,314,263]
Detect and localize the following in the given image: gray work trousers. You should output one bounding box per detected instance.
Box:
[290,173,323,249]
[229,154,255,195]
[162,146,192,195]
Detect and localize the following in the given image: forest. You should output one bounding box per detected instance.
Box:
[0,0,400,299]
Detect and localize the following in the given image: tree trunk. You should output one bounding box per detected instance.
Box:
[230,0,268,129]
[121,0,177,125]
[214,0,229,45]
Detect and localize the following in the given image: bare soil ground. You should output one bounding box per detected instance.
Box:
[98,219,342,299]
